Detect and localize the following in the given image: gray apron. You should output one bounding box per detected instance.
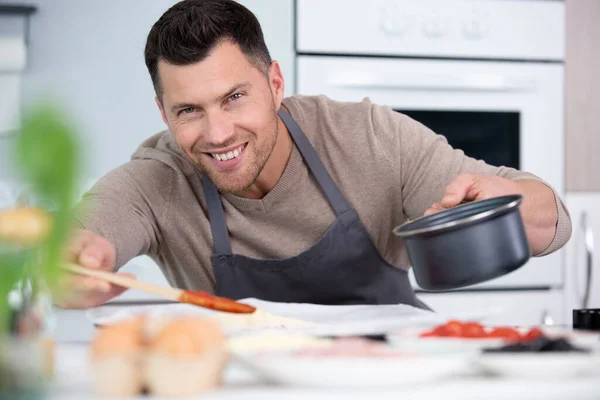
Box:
[202,109,426,308]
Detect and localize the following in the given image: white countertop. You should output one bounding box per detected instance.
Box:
[47,344,600,400]
[47,308,600,400]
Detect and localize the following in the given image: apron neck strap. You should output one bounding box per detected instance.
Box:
[277,108,351,216]
[202,175,232,255]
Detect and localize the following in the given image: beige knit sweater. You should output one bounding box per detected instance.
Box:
[73,95,571,292]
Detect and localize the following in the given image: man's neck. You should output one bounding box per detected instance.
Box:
[237,111,293,199]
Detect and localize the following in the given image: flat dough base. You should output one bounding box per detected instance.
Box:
[141,309,317,342]
[209,308,316,330]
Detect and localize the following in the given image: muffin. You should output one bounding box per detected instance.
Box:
[144,317,228,397]
[90,317,145,397]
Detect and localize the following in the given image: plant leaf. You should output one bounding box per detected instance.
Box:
[16,104,79,210]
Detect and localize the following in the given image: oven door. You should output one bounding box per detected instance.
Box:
[297,55,564,289]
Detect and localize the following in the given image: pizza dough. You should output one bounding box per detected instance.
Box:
[208,308,317,330]
[141,308,317,338]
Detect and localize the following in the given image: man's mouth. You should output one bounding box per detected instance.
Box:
[209,143,246,161]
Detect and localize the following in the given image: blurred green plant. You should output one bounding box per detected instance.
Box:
[0,102,81,335]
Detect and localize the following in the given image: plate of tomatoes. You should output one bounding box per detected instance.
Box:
[419,320,544,340]
[387,320,545,354]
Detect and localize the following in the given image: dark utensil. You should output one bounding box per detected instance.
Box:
[572,308,600,332]
[393,194,531,291]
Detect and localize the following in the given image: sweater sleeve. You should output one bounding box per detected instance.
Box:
[370,103,571,257]
[71,160,173,270]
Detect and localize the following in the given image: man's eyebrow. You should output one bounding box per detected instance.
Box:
[218,81,252,102]
[170,82,253,114]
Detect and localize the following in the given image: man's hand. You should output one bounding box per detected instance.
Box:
[54,230,134,309]
[424,174,520,216]
[425,174,558,255]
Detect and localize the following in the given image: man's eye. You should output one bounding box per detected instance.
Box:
[180,107,195,115]
[229,93,243,102]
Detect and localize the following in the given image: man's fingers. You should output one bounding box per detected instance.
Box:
[53,272,136,309]
[54,275,109,309]
[59,275,111,294]
[59,229,119,309]
[464,184,482,202]
[441,174,478,207]
[424,202,445,216]
[65,230,116,270]
[104,273,136,298]
[78,235,115,270]
[65,231,93,263]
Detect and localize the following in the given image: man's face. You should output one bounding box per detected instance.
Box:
[156,41,284,194]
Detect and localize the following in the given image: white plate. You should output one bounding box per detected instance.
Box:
[228,332,333,354]
[387,327,507,355]
[474,352,600,380]
[234,351,470,387]
[388,334,504,355]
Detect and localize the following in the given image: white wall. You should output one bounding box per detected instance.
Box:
[0,0,295,184]
[0,0,295,294]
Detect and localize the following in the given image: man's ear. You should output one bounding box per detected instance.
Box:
[156,96,168,125]
[268,60,285,108]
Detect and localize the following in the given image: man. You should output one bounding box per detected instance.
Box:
[58,0,571,309]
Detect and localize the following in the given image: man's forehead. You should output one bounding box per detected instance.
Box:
[157,44,259,100]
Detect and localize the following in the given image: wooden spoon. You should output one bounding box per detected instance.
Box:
[62,263,256,314]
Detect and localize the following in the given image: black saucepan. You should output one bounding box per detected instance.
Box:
[393,194,531,291]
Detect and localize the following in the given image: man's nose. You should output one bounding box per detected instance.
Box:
[204,111,235,146]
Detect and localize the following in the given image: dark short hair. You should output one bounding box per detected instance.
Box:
[144,0,272,98]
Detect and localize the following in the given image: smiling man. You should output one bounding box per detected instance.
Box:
[156,44,292,199]
[59,0,572,309]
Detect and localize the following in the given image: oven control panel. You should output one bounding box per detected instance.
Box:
[297,0,564,61]
[379,3,491,40]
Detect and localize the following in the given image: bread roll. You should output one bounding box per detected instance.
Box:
[90,317,145,397]
[0,207,52,246]
[144,317,228,397]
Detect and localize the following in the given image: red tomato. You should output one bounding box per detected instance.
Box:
[488,327,522,342]
[431,325,449,336]
[523,327,544,341]
[462,322,486,338]
[419,331,437,338]
[439,320,464,337]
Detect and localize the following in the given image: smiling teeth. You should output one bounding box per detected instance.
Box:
[212,144,245,161]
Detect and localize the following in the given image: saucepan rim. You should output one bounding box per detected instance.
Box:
[393,194,523,238]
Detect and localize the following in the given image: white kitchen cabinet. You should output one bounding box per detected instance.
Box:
[237,0,294,97]
[563,193,600,322]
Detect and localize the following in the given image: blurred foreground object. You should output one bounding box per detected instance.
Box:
[0,102,81,398]
[91,316,228,397]
[0,207,52,246]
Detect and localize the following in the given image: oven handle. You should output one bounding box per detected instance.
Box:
[581,211,594,309]
[330,73,536,92]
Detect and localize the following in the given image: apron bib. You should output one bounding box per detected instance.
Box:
[202,109,426,308]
